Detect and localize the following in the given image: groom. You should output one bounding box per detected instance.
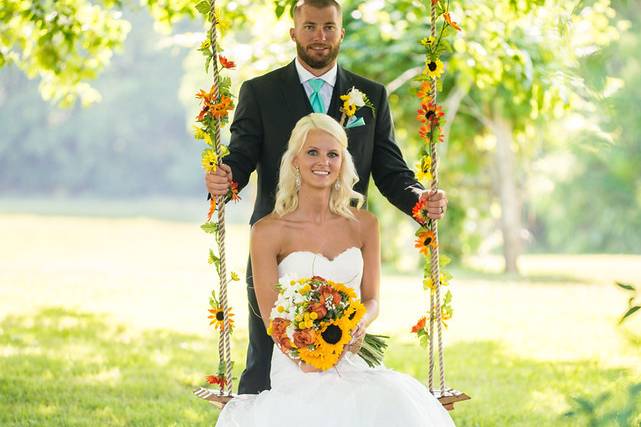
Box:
[205,0,448,394]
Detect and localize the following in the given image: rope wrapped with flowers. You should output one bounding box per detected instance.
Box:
[192,0,240,402]
[410,0,469,409]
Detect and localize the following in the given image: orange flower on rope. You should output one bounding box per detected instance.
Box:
[205,374,227,387]
[207,198,216,221]
[443,12,462,31]
[219,55,236,69]
[208,306,235,332]
[227,180,241,202]
[417,101,444,128]
[417,81,433,101]
[415,229,437,256]
[195,85,216,121]
[411,316,427,334]
[412,198,430,225]
[210,95,234,119]
[196,85,216,104]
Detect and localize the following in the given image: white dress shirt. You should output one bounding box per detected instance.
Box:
[295,58,337,114]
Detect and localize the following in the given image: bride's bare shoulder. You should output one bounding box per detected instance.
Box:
[351,208,378,231]
[251,213,286,237]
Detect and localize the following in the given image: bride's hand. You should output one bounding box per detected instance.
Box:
[298,361,322,373]
[346,320,366,353]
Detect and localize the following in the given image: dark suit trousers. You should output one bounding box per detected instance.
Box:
[238,257,273,394]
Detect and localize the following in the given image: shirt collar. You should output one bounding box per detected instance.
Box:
[294,57,337,87]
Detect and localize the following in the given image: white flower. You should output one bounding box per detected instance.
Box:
[346,87,366,107]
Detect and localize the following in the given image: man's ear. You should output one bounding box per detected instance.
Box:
[340,28,345,42]
[289,27,295,41]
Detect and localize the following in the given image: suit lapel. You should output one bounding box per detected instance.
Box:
[279,60,313,121]
[328,65,353,122]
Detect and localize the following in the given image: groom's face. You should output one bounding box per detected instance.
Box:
[290,5,345,72]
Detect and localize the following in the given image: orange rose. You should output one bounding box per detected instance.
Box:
[271,318,289,338]
[293,328,316,348]
[279,336,294,350]
[308,302,327,320]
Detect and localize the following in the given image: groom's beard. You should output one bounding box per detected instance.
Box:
[295,41,341,70]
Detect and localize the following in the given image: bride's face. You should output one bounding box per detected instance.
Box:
[294,129,343,190]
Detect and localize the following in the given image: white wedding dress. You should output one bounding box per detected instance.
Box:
[216,247,455,427]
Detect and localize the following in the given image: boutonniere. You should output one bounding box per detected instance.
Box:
[339,87,375,128]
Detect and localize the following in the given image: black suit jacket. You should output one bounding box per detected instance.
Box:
[224,60,421,225]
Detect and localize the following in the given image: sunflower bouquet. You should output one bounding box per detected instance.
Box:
[267,275,388,371]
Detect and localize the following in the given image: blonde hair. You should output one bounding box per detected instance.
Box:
[274,113,364,219]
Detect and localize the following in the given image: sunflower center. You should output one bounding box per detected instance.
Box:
[216,311,224,321]
[424,237,433,246]
[425,110,435,121]
[428,61,437,71]
[321,324,343,344]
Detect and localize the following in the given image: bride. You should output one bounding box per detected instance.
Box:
[216,113,455,426]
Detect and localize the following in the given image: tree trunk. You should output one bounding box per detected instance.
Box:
[492,108,521,274]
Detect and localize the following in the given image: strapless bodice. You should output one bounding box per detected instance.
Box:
[277,247,363,298]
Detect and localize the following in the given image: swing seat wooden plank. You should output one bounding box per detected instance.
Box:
[194,386,470,412]
[433,388,471,411]
[193,387,235,409]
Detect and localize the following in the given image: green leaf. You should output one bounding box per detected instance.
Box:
[195,1,211,15]
[201,222,218,234]
[443,290,453,304]
[418,333,428,348]
[619,306,640,324]
[208,249,221,277]
[615,281,636,291]
[440,254,452,266]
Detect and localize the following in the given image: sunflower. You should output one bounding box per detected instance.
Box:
[341,100,357,117]
[414,156,433,184]
[419,36,436,48]
[208,306,235,332]
[423,274,449,292]
[423,58,444,79]
[193,126,207,140]
[416,101,444,128]
[415,229,437,256]
[346,300,366,326]
[299,317,353,370]
[330,281,358,300]
[201,149,219,173]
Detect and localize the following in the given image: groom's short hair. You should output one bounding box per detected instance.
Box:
[294,0,342,16]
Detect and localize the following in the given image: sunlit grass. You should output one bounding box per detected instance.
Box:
[1,213,640,426]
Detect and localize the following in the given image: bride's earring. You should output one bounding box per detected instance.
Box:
[295,167,301,191]
[334,181,341,191]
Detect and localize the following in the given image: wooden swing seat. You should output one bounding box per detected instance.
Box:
[194,386,469,411]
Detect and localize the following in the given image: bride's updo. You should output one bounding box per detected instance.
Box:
[273,113,364,220]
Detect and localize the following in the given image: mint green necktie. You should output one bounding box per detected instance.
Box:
[308,78,325,113]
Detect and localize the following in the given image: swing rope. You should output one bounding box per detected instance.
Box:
[426,0,447,396]
[208,0,233,397]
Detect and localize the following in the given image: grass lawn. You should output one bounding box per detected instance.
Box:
[1,213,640,426]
